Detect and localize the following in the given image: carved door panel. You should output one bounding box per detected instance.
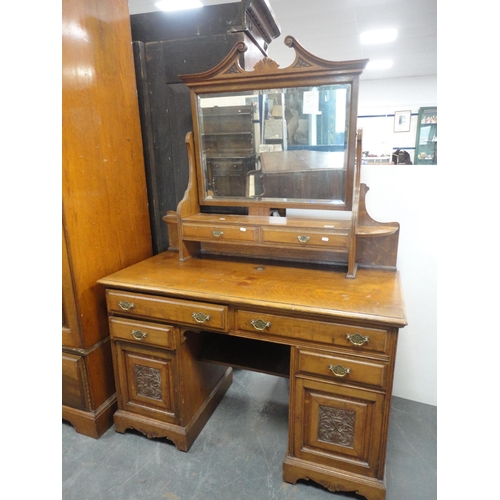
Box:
[291,377,385,479]
[114,341,178,424]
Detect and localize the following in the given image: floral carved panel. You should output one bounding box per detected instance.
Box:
[318,405,356,448]
[134,364,162,400]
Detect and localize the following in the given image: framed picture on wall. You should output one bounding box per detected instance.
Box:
[394,110,411,132]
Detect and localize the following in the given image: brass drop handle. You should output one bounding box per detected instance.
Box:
[192,312,211,324]
[297,235,310,243]
[118,301,135,311]
[131,330,147,340]
[250,319,271,331]
[328,364,351,377]
[212,230,224,237]
[346,333,370,346]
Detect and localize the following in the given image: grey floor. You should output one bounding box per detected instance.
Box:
[62,369,436,500]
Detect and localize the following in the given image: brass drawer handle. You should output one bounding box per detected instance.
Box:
[212,230,224,237]
[328,364,351,377]
[346,333,370,346]
[118,301,135,311]
[192,312,211,324]
[297,235,310,243]
[250,319,271,331]
[130,330,147,340]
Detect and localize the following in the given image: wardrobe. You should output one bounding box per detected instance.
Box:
[62,0,153,437]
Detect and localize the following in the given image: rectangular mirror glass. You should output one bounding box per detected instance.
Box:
[197,83,351,205]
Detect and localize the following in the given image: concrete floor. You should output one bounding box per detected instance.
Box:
[62,369,436,500]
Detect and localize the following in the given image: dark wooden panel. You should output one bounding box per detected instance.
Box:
[133,41,162,253]
[133,41,173,253]
[130,6,278,253]
[134,35,248,253]
[158,35,245,84]
[130,4,242,43]
[165,84,193,207]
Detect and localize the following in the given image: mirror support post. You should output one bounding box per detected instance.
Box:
[177,132,201,261]
[347,129,363,278]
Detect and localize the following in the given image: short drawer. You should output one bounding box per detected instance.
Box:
[182,223,257,243]
[235,310,390,354]
[261,227,349,250]
[297,348,388,389]
[109,317,176,349]
[106,290,228,331]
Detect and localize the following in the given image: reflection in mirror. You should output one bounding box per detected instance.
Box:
[197,84,351,205]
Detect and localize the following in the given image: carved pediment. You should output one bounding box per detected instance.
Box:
[179,36,367,88]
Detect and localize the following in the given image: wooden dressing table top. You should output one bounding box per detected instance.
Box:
[98,251,406,328]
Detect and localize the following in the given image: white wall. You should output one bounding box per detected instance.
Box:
[358,75,437,406]
[359,75,437,115]
[361,166,437,406]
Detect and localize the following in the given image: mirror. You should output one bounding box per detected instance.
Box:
[198,84,351,205]
[172,37,400,276]
[180,36,367,212]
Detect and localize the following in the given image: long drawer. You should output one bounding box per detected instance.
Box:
[109,317,176,349]
[297,348,388,389]
[106,290,229,331]
[235,309,389,354]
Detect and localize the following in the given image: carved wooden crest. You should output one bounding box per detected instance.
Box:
[179,36,368,89]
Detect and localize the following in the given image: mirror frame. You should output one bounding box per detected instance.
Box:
[179,36,367,211]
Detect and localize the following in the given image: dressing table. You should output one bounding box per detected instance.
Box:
[98,33,406,500]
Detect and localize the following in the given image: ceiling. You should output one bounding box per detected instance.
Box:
[127,0,437,81]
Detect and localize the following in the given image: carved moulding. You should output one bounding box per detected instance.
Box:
[179,36,368,90]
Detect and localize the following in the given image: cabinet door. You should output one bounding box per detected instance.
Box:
[114,341,178,424]
[291,377,385,479]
